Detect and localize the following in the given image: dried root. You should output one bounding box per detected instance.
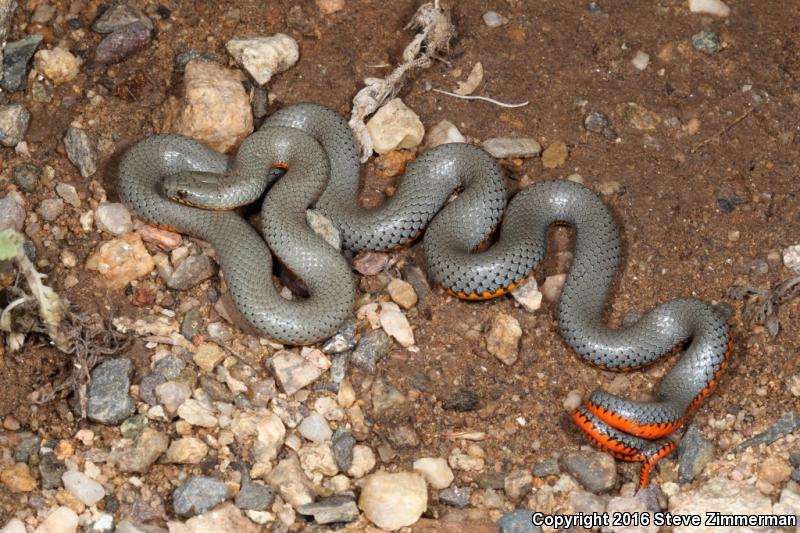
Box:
[729,275,800,337]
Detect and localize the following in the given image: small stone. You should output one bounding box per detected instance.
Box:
[1,463,37,492]
[379,302,414,347]
[758,456,792,486]
[348,445,376,478]
[541,141,568,168]
[371,378,406,414]
[332,430,356,472]
[566,489,606,515]
[616,102,661,131]
[631,50,650,70]
[253,412,285,465]
[448,450,485,472]
[677,425,715,483]
[109,427,168,472]
[560,450,618,493]
[38,453,66,489]
[153,355,185,380]
[442,389,478,412]
[12,164,40,192]
[783,244,800,274]
[138,225,183,250]
[352,251,389,275]
[298,494,359,524]
[388,278,418,309]
[1,35,43,92]
[14,434,40,462]
[511,279,542,311]
[692,30,721,54]
[483,10,509,27]
[366,98,425,154]
[267,456,316,507]
[166,253,217,290]
[321,319,357,354]
[268,350,322,395]
[504,470,533,500]
[532,457,560,477]
[497,509,539,533]
[95,203,132,234]
[64,126,97,178]
[669,477,771,532]
[306,209,341,249]
[298,442,338,477]
[178,503,258,533]
[787,373,800,397]
[37,198,64,222]
[181,308,202,340]
[95,22,151,64]
[87,358,135,424]
[120,414,146,439]
[486,313,522,365]
[193,342,225,372]
[358,471,428,530]
[298,412,332,442]
[426,120,465,147]
[177,398,218,427]
[481,137,541,159]
[235,481,274,511]
[32,507,79,533]
[541,273,566,302]
[139,373,166,405]
[1,518,27,533]
[162,60,253,153]
[55,183,80,207]
[166,437,208,464]
[439,486,471,508]
[34,47,80,84]
[0,104,31,147]
[315,0,345,14]
[563,389,583,411]
[413,457,454,490]
[688,0,730,17]
[584,111,618,140]
[0,194,25,232]
[155,380,191,414]
[225,34,299,85]
[597,180,624,196]
[92,2,154,33]
[62,471,105,506]
[173,476,229,517]
[352,329,393,373]
[86,233,155,289]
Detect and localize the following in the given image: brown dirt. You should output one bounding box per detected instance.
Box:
[2,0,800,522]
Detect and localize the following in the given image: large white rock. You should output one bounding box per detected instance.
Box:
[0,518,27,533]
[783,244,800,274]
[412,457,454,490]
[225,34,299,85]
[379,301,414,347]
[688,0,730,16]
[366,99,425,154]
[358,471,427,530]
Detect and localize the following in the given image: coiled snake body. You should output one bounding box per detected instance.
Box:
[119,103,731,487]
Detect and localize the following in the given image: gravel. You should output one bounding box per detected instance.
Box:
[0,103,31,147]
[1,35,43,91]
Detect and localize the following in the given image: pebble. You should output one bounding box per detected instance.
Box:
[120,414,146,438]
[268,350,322,395]
[315,0,345,14]
[138,224,182,250]
[37,198,64,222]
[179,503,259,533]
[442,388,478,412]
[616,102,661,131]
[758,456,792,486]
[783,244,800,274]
[34,47,80,85]
[166,437,208,464]
[63,126,97,178]
[379,301,415,347]
[0,194,26,232]
[108,427,168,472]
[156,380,191,414]
[560,450,617,493]
[497,509,541,533]
[426,120,466,147]
[1,518,26,533]
[511,279,543,311]
[541,273,566,302]
[352,329,393,373]
[358,471,428,530]
[787,372,800,397]
[486,313,522,365]
[413,457,454,490]
[689,0,730,17]
[298,412,333,442]
[542,141,568,168]
[321,319,357,354]
[692,30,721,54]
[307,209,341,249]
[533,457,560,477]
[253,412,286,465]
[298,441,339,477]
[669,477,772,533]
[504,470,533,501]
[584,111,618,140]
[92,2,154,33]
[87,358,135,424]
[631,50,650,70]
[352,251,389,275]
[235,481,274,511]
[1,463,37,492]
[62,471,105,506]
[177,398,218,428]
[483,10,509,27]
[153,355,184,380]
[1,35,43,91]
[563,389,583,411]
[348,445,376,478]
[95,22,152,64]
[0,103,31,147]
[371,378,406,414]
[332,430,356,471]
[162,60,253,153]
[677,425,715,483]
[366,98,425,154]
[733,411,800,452]
[13,163,40,192]
[173,476,229,517]
[267,456,315,507]
[225,34,299,85]
[193,342,225,372]
[14,434,41,462]
[55,183,80,207]
[388,278,418,309]
[298,494,359,524]
[32,506,79,533]
[95,203,132,234]
[86,233,155,289]
[439,486,471,508]
[481,137,541,159]
[38,453,66,489]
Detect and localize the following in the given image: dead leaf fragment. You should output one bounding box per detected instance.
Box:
[454,62,484,96]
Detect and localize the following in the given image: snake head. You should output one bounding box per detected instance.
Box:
[161,171,225,209]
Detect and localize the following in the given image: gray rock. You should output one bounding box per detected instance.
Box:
[733,411,800,452]
[109,427,168,473]
[297,494,359,524]
[120,414,146,439]
[329,352,349,384]
[481,137,541,159]
[584,110,618,140]
[0,0,15,82]
[95,22,152,64]
[12,163,40,192]
[678,425,715,483]
[560,450,617,493]
[64,126,97,178]
[153,355,185,380]
[138,373,166,406]
[180,308,202,340]
[532,457,560,477]
[55,183,81,207]
[39,452,67,489]
[172,476,228,517]
[0,194,25,231]
[92,1,154,33]
[87,358,135,425]
[268,350,322,395]
[352,330,393,373]
[234,481,274,511]
[442,389,478,412]
[439,486,471,508]
[692,30,721,54]
[401,264,431,303]
[497,509,541,533]
[332,429,356,472]
[199,375,234,403]
[166,254,217,290]
[1,35,43,91]
[14,433,41,462]
[37,198,64,222]
[0,103,31,147]
[321,319,357,354]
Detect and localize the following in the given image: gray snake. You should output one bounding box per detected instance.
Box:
[118,103,731,486]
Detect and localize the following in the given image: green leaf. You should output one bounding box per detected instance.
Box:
[0,229,24,261]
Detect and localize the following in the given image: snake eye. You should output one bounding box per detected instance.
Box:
[176,189,187,199]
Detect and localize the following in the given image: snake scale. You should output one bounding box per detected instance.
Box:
[119,103,732,487]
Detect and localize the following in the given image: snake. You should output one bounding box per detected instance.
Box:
[118,102,732,487]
